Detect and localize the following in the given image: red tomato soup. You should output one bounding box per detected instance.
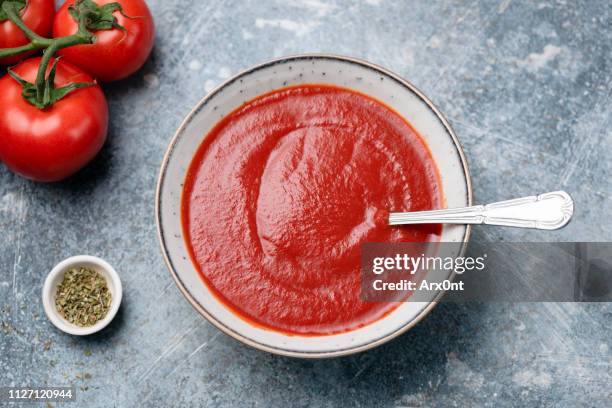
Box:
[182,85,442,335]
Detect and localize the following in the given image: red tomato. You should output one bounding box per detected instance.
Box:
[53,0,155,82]
[0,0,55,65]
[0,57,108,182]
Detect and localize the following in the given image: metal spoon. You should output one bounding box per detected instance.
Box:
[389,191,574,230]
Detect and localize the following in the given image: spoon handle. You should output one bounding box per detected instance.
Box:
[389,191,574,230]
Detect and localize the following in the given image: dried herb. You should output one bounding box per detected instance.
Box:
[55,267,111,327]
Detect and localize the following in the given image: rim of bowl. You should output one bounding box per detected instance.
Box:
[42,255,122,336]
[155,53,473,358]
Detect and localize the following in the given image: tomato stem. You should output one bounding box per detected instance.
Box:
[1,1,52,46]
[1,0,130,108]
[0,42,37,59]
[34,32,93,102]
[1,1,97,107]
[0,1,57,60]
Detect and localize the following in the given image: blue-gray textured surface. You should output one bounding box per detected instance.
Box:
[1,0,611,407]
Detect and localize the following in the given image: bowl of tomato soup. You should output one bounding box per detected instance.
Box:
[156,55,472,357]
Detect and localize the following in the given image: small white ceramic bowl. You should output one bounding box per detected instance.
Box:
[157,54,472,357]
[42,255,122,336]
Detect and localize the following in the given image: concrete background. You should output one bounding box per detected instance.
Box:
[1,0,611,406]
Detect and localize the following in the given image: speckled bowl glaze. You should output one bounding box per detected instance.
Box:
[156,54,472,358]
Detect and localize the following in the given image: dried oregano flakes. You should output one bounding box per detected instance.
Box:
[55,267,112,327]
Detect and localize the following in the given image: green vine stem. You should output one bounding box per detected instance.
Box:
[1,1,95,106]
[0,41,38,58]
[0,0,130,108]
[0,1,53,58]
[4,2,49,42]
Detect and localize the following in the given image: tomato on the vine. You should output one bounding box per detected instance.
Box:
[53,0,155,82]
[0,57,108,182]
[0,0,55,65]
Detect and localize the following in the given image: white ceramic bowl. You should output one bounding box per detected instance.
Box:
[156,54,472,357]
[42,255,122,335]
